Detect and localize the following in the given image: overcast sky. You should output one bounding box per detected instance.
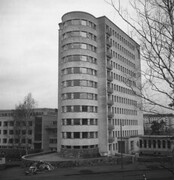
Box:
[0,0,131,109]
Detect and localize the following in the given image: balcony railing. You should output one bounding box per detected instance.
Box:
[107,87,113,94]
[106,29,112,36]
[107,99,114,106]
[108,136,115,143]
[106,51,112,58]
[106,39,112,47]
[108,124,114,131]
[107,63,113,70]
[107,75,113,81]
[108,111,114,118]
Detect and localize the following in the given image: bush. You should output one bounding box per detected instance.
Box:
[0,148,42,161]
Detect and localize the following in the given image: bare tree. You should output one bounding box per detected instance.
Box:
[13,93,36,154]
[108,0,174,112]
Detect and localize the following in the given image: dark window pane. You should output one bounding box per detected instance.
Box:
[67,80,72,86]
[67,106,72,112]
[74,132,80,138]
[82,119,88,125]
[67,132,71,138]
[74,105,80,112]
[74,119,80,125]
[74,67,80,74]
[74,80,80,86]
[67,93,71,99]
[82,132,88,138]
[74,92,80,99]
[67,119,71,125]
[67,68,72,74]
[73,55,81,61]
[82,106,88,112]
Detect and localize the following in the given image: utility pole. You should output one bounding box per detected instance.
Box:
[120,121,123,169]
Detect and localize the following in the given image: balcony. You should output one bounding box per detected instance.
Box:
[107,62,113,70]
[106,29,112,36]
[108,136,115,143]
[107,87,113,94]
[107,74,113,82]
[108,111,114,118]
[106,51,112,58]
[106,39,112,47]
[108,124,114,131]
[107,99,114,106]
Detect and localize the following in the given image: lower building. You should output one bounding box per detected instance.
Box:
[0,108,57,152]
[139,135,174,156]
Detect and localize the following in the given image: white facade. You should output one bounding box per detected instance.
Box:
[58,11,144,156]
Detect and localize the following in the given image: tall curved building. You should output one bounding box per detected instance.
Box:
[58,11,143,157]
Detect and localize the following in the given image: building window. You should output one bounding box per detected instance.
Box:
[28,130,32,135]
[28,139,32,144]
[62,105,98,113]
[148,140,151,148]
[15,130,20,135]
[9,139,13,144]
[74,132,80,138]
[9,130,14,135]
[49,139,57,144]
[22,139,26,143]
[62,67,97,76]
[162,140,166,148]
[3,130,7,135]
[73,92,80,99]
[74,105,81,112]
[82,119,88,125]
[9,121,14,126]
[63,19,96,30]
[167,140,171,149]
[90,119,95,125]
[53,121,57,125]
[3,121,8,126]
[22,130,26,135]
[28,121,32,126]
[130,141,134,151]
[62,43,97,52]
[67,106,72,112]
[158,140,161,148]
[82,132,88,138]
[67,119,72,125]
[63,31,96,41]
[62,80,97,88]
[66,132,71,138]
[144,140,147,148]
[73,80,80,86]
[15,139,19,143]
[140,140,142,148]
[82,106,88,112]
[3,138,7,143]
[153,140,156,148]
[74,119,80,125]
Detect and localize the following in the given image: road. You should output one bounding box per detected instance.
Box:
[0,166,173,180]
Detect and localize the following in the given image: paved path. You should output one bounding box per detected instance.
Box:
[26,152,70,161]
